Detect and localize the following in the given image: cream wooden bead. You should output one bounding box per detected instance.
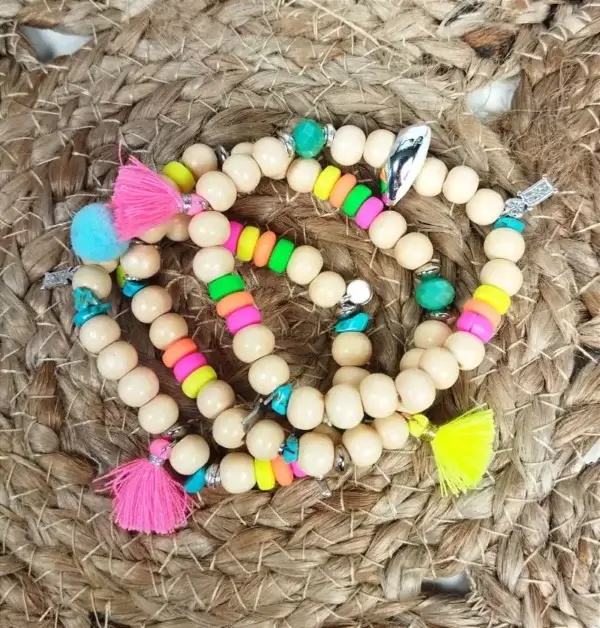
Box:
[308,271,346,308]
[332,332,372,366]
[325,384,363,429]
[193,247,235,284]
[97,341,138,380]
[298,432,334,477]
[170,435,210,475]
[231,142,254,155]
[419,347,460,390]
[131,286,172,324]
[332,366,369,387]
[196,380,236,419]
[248,355,290,395]
[480,259,523,296]
[368,211,407,250]
[80,315,120,354]
[212,408,246,449]
[196,171,237,212]
[465,188,504,225]
[149,313,188,350]
[138,223,168,244]
[413,157,448,197]
[165,214,191,241]
[442,165,480,204]
[246,419,285,460]
[444,331,486,370]
[138,394,179,434]
[252,137,291,179]
[220,452,256,493]
[413,320,451,349]
[117,366,159,408]
[363,129,395,168]
[359,373,398,418]
[286,245,323,286]
[330,125,366,166]
[189,211,231,247]
[287,386,324,430]
[82,258,118,273]
[399,348,425,371]
[484,228,525,263]
[72,265,112,299]
[232,324,275,363]
[394,232,434,270]
[373,413,410,450]
[286,158,322,193]
[181,143,218,178]
[222,154,262,194]
[394,368,436,413]
[343,424,383,467]
[120,244,161,279]
[313,423,342,445]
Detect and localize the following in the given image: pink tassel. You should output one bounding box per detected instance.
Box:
[96,438,192,534]
[110,157,208,240]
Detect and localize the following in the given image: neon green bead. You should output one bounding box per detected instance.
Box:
[208,274,245,302]
[268,239,295,274]
[341,184,372,218]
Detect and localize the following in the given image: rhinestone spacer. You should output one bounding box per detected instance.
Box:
[414,260,441,282]
[323,124,335,147]
[277,132,296,158]
[424,309,457,325]
[205,463,221,488]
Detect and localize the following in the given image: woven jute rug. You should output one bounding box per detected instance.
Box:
[1,2,599,627]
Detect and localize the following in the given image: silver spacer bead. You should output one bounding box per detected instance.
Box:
[423,309,457,325]
[161,423,187,440]
[414,260,441,282]
[334,444,349,473]
[277,132,296,158]
[205,463,221,488]
[323,123,335,147]
[215,145,230,167]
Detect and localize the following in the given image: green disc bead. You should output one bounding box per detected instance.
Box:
[208,273,245,301]
[268,239,295,274]
[415,276,456,311]
[341,184,372,218]
[292,119,326,158]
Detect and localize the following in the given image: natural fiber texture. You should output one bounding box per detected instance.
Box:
[1,1,600,627]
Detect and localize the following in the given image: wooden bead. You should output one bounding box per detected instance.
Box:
[149,313,188,350]
[363,129,395,168]
[212,408,246,449]
[252,137,291,179]
[484,228,526,262]
[222,154,262,193]
[298,432,335,477]
[82,258,118,273]
[330,125,366,166]
[138,394,179,434]
[165,214,191,241]
[248,354,290,395]
[196,380,236,419]
[325,384,363,429]
[131,286,172,324]
[373,413,409,450]
[220,452,256,493]
[413,320,451,349]
[232,324,275,363]
[80,315,120,354]
[196,171,237,212]
[117,366,159,407]
[138,224,168,244]
[342,424,383,467]
[331,332,372,366]
[246,419,285,460]
[308,271,346,308]
[72,265,112,299]
[97,340,138,380]
[359,373,398,418]
[465,189,504,225]
[399,348,424,371]
[286,158,322,193]
[193,247,235,283]
[444,331,486,370]
[231,142,254,155]
[479,259,523,296]
[368,211,407,249]
[120,244,161,279]
[286,245,323,286]
[181,143,218,178]
[394,232,434,270]
[332,366,370,387]
[442,165,480,204]
[412,157,448,197]
[394,368,436,413]
[170,435,210,475]
[287,386,325,430]
[189,212,231,247]
[418,347,460,390]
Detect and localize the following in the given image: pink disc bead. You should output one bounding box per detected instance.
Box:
[290,461,308,478]
[355,197,384,229]
[456,311,495,343]
[226,304,262,334]
[223,221,243,254]
[173,351,208,382]
[149,438,171,460]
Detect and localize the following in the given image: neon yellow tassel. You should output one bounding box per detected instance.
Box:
[407,407,495,496]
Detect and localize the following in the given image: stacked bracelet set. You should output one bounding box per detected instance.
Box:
[62,117,555,534]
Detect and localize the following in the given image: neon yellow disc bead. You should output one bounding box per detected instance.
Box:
[473,284,511,315]
[237,226,261,262]
[313,165,341,200]
[162,161,196,193]
[181,365,217,398]
[254,458,276,490]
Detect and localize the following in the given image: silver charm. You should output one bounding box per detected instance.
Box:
[501,177,557,219]
[277,132,296,158]
[205,463,221,488]
[339,279,373,317]
[161,423,187,440]
[316,478,332,498]
[42,267,78,289]
[215,145,230,167]
[241,397,269,433]
[334,444,349,472]
[323,124,335,147]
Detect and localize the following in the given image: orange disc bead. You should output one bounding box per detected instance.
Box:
[329,173,357,208]
[162,337,197,368]
[253,231,277,267]
[271,456,294,486]
[216,291,255,318]
[462,298,502,329]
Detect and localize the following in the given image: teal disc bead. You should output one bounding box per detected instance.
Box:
[415,277,455,311]
[292,119,326,158]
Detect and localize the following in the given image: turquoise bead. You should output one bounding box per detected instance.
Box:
[184,466,206,493]
[122,279,147,297]
[292,119,326,158]
[281,434,299,463]
[335,312,370,333]
[415,277,455,311]
[493,216,525,232]
[271,383,293,415]
[74,303,111,326]
[73,287,102,311]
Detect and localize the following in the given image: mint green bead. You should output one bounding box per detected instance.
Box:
[292,119,326,158]
[415,277,455,311]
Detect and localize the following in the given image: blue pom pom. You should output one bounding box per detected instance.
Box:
[71,203,130,262]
